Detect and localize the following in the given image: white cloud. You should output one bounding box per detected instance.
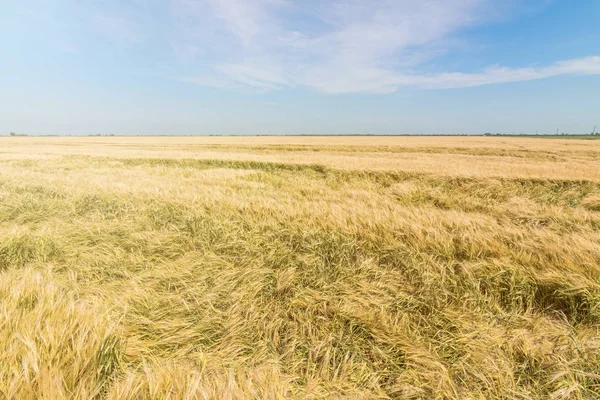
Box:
[409,57,600,89]
[170,0,600,93]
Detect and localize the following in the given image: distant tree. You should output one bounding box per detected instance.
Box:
[9,132,16,136]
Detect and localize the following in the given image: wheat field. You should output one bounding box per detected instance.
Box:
[1,136,599,399]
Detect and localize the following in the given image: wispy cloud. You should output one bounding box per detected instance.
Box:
[206,0,286,44]
[92,12,144,44]
[409,57,600,89]
[169,0,600,93]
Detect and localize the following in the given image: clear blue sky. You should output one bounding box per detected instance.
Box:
[1,0,599,135]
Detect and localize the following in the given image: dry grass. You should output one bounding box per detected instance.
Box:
[0,136,599,399]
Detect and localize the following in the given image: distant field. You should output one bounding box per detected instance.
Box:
[495,135,600,140]
[1,136,600,399]
[4,135,600,180]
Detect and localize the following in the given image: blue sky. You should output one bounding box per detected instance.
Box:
[1,0,599,135]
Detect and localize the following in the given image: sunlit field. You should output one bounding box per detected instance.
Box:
[1,136,600,399]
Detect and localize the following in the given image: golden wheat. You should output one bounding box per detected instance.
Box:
[0,136,599,399]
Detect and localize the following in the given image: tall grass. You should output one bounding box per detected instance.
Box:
[0,139,599,398]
